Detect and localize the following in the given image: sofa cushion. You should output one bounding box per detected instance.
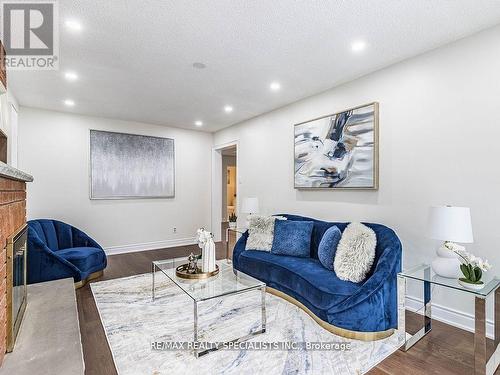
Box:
[278,214,348,259]
[239,250,361,311]
[58,247,106,273]
[246,215,286,251]
[271,220,314,257]
[318,225,342,270]
[334,222,377,283]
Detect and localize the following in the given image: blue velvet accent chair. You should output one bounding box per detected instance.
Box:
[27,219,107,286]
[232,214,402,340]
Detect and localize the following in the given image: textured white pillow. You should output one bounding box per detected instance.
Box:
[334,222,377,283]
[245,215,286,251]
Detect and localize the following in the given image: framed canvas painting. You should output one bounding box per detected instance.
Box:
[294,102,378,189]
[90,130,175,199]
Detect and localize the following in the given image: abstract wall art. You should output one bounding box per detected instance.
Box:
[294,102,378,189]
[90,130,175,199]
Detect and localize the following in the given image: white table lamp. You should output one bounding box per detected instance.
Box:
[241,197,259,227]
[241,197,259,215]
[427,206,473,278]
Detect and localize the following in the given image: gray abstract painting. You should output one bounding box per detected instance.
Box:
[294,102,378,189]
[90,130,174,199]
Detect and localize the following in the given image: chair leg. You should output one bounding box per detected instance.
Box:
[74,270,104,289]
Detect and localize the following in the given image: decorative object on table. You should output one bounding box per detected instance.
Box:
[245,215,286,251]
[174,263,219,279]
[228,213,237,229]
[241,197,259,226]
[186,252,200,274]
[90,130,174,199]
[334,222,377,283]
[453,248,491,290]
[197,228,216,273]
[427,206,474,278]
[294,102,379,189]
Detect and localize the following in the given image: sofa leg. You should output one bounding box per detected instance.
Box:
[74,270,104,289]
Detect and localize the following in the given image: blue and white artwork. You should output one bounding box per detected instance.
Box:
[90,130,175,199]
[294,103,378,189]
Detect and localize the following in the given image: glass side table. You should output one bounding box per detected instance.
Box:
[225,227,247,263]
[398,264,500,375]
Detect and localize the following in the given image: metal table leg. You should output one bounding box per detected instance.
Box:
[477,287,500,375]
[399,267,432,351]
[261,286,267,333]
[151,263,156,301]
[226,227,231,264]
[475,296,487,375]
[194,300,199,357]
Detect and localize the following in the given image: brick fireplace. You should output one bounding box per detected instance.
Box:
[0,169,31,364]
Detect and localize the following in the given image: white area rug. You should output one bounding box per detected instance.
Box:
[91,271,402,375]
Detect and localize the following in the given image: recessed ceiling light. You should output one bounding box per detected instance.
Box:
[192,62,206,69]
[194,120,203,127]
[270,82,281,91]
[65,20,82,31]
[64,71,78,81]
[224,105,233,113]
[64,99,75,107]
[351,40,366,53]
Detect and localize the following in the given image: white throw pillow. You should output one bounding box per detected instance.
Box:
[334,222,377,283]
[245,215,286,251]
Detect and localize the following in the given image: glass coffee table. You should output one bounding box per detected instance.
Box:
[151,258,266,357]
[398,264,500,375]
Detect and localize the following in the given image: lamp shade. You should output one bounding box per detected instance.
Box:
[241,197,259,214]
[427,206,473,243]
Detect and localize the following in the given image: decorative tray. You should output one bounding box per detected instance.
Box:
[175,264,219,279]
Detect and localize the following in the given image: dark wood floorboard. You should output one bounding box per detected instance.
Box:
[76,240,499,375]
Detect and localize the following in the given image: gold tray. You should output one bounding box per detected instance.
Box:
[175,264,219,279]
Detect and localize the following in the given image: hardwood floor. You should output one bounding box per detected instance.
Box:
[76,241,498,375]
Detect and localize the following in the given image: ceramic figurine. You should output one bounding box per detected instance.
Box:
[187,252,198,274]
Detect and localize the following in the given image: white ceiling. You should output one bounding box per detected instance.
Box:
[8,0,500,132]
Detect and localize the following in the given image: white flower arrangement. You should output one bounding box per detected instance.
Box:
[196,228,213,249]
[444,242,491,285]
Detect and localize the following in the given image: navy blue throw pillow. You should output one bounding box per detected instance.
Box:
[317,225,342,270]
[271,220,314,257]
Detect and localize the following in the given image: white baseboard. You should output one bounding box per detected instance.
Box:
[104,237,197,255]
[405,295,494,339]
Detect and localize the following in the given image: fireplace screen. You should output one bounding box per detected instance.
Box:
[6,224,27,352]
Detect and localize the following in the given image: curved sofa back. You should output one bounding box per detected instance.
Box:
[28,219,84,251]
[276,214,401,272]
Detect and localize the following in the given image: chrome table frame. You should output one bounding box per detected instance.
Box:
[225,227,247,264]
[398,264,500,375]
[151,261,266,357]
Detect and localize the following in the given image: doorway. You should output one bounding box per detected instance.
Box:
[211,141,238,243]
[222,146,237,223]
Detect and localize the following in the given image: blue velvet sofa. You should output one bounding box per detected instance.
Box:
[27,219,107,287]
[232,214,402,340]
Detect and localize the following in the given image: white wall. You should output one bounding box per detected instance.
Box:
[214,25,500,331]
[0,90,20,167]
[18,107,213,253]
